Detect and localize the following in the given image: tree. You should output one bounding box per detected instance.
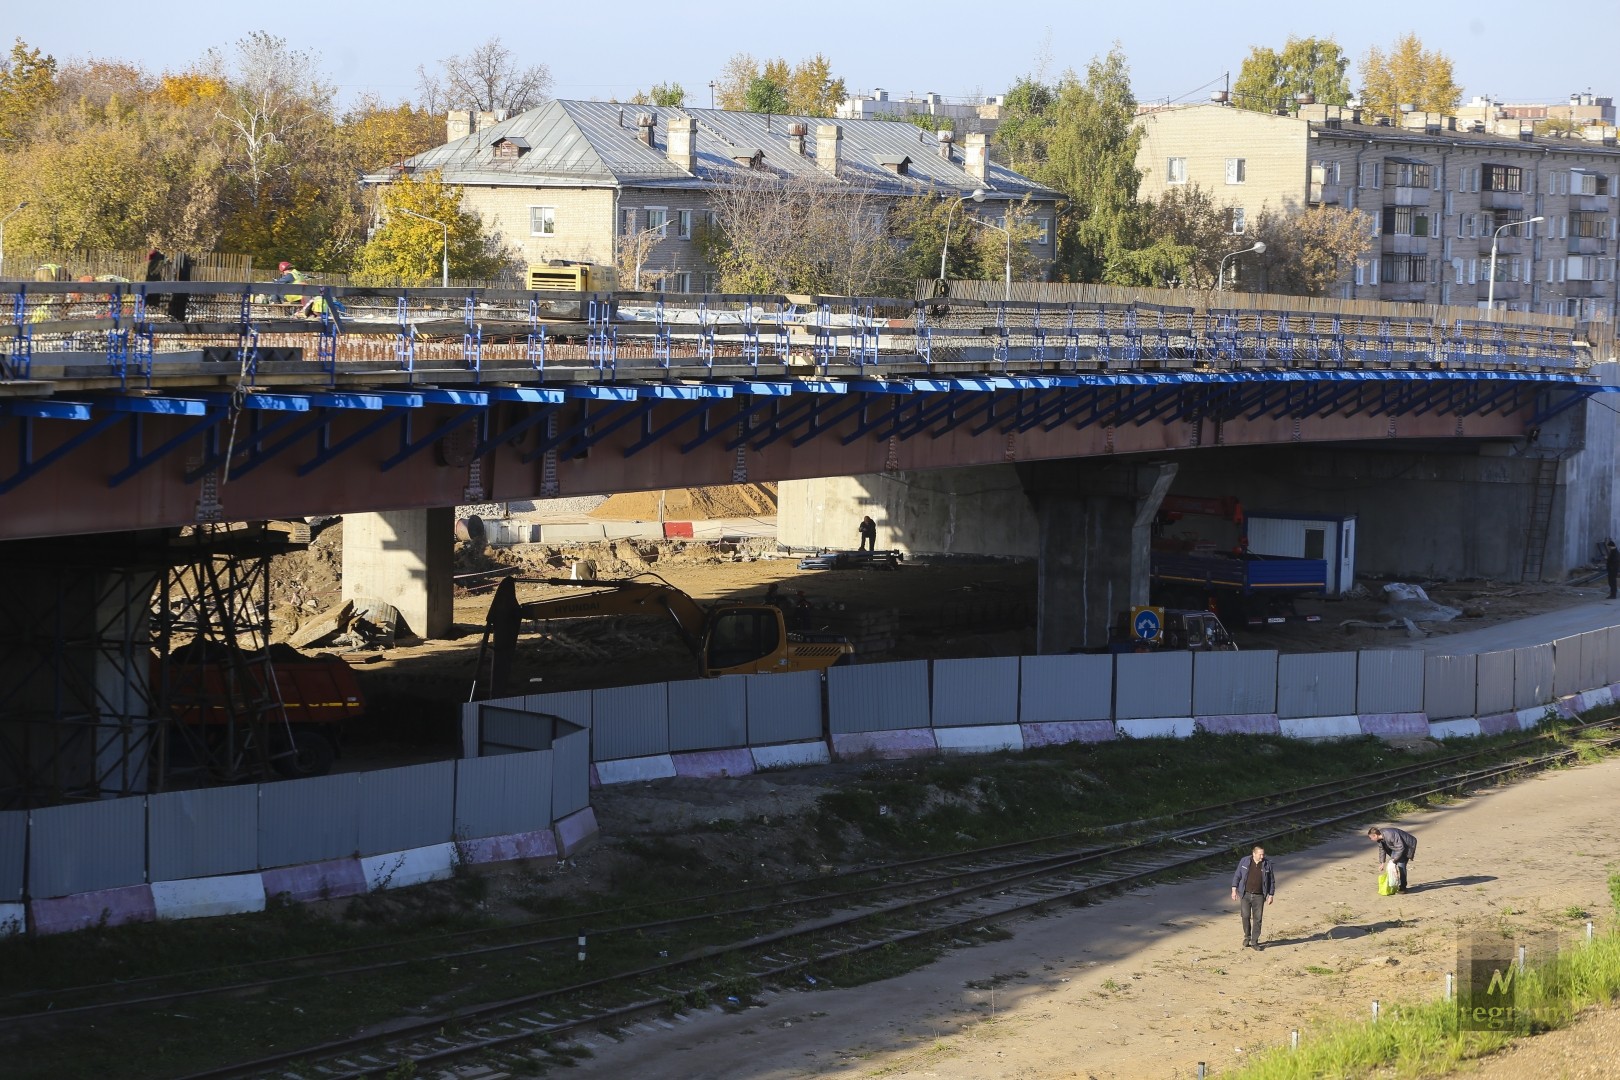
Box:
[783,54,844,117]
[340,95,444,173]
[615,221,670,291]
[630,83,687,107]
[208,33,335,214]
[351,172,512,286]
[715,52,845,116]
[419,37,551,115]
[994,76,1055,174]
[743,76,789,115]
[0,38,60,143]
[1112,184,1235,288]
[1232,36,1351,113]
[1251,205,1374,296]
[713,53,759,111]
[1358,34,1461,117]
[1037,47,1145,283]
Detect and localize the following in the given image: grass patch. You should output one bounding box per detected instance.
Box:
[1385,798,1422,818]
[1304,965,1336,976]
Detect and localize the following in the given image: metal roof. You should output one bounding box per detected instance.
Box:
[372,100,1059,202]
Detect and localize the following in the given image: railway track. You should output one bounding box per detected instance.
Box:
[4,717,1613,1078]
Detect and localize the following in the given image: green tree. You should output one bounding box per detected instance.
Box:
[1111,184,1235,288]
[0,38,60,143]
[630,83,687,107]
[1358,34,1461,117]
[717,52,844,116]
[1036,47,1145,283]
[994,76,1055,174]
[743,76,789,114]
[351,173,511,286]
[1232,36,1351,113]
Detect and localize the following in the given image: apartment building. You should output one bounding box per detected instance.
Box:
[1134,101,1620,318]
[368,100,1057,292]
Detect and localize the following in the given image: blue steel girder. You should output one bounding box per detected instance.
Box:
[182,394,313,483]
[1133,385,1192,427]
[1,409,120,496]
[383,406,488,471]
[738,396,821,451]
[930,389,1007,438]
[679,383,792,454]
[894,391,977,440]
[625,399,727,458]
[791,382,908,448]
[561,400,656,460]
[218,393,389,481]
[1529,386,1599,427]
[840,393,908,445]
[110,411,225,488]
[1046,386,1113,431]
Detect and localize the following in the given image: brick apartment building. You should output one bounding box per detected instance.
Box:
[1135,101,1620,319]
[368,100,1058,292]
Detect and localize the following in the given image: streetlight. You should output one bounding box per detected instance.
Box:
[396,206,450,288]
[0,200,27,277]
[961,212,1013,302]
[1487,215,1544,310]
[1217,240,1267,291]
[938,188,987,292]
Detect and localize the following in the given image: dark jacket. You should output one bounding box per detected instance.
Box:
[1607,545,1618,575]
[1375,827,1417,865]
[1231,854,1275,896]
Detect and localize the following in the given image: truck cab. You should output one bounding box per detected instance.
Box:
[1109,607,1238,653]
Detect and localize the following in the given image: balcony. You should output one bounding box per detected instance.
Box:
[1481,234,1525,256]
[1484,279,1521,300]
[1571,192,1612,212]
[1384,185,1432,207]
[1378,281,1430,302]
[1563,278,1607,298]
[1568,235,1607,255]
[1381,234,1432,255]
[1481,189,1526,210]
[1309,182,1345,206]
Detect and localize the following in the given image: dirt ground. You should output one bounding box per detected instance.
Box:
[571,755,1620,1080]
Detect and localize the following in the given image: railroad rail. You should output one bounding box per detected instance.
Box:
[5,717,1612,1079]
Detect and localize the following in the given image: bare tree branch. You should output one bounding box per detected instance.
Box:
[431,38,551,115]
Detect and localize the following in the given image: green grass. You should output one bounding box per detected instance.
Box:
[1226,875,1620,1079]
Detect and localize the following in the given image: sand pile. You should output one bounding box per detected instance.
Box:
[589,483,777,521]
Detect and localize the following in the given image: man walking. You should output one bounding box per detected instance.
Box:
[1368,826,1417,892]
[1606,539,1618,599]
[1230,844,1275,950]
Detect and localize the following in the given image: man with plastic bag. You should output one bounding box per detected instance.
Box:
[1368,826,1416,893]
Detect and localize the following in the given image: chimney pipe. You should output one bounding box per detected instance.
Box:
[964,132,988,182]
[668,116,697,173]
[788,122,807,155]
[637,113,655,147]
[936,129,954,161]
[815,124,843,175]
[446,109,474,142]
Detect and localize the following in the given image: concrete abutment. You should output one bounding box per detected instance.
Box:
[340,509,455,640]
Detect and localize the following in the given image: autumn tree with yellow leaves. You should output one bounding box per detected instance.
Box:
[1357,34,1462,117]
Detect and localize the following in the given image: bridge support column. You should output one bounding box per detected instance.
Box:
[1021,461,1177,653]
[341,509,454,640]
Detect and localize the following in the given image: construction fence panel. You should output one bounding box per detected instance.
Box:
[1356,651,1425,714]
[1476,651,1517,716]
[1114,652,1193,720]
[357,762,456,857]
[1514,643,1556,711]
[0,810,27,902]
[524,690,593,729]
[1580,629,1609,694]
[148,786,260,882]
[590,683,670,761]
[827,661,931,735]
[1192,650,1278,716]
[744,670,823,745]
[455,751,555,840]
[479,704,558,755]
[29,797,147,898]
[1277,652,1358,718]
[1423,655,1478,721]
[1608,626,1620,686]
[1018,654,1112,723]
[931,657,1020,728]
[551,728,591,820]
[667,677,748,752]
[1553,636,1584,699]
[258,773,362,869]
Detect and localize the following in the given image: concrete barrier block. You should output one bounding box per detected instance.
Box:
[1429,718,1483,739]
[1477,712,1521,737]
[151,874,267,921]
[460,829,559,866]
[1116,718,1195,740]
[1278,715,1363,740]
[588,763,602,789]
[1517,705,1555,729]
[554,806,599,857]
[536,523,607,542]
[751,741,832,771]
[1358,713,1429,738]
[30,884,156,935]
[1576,687,1614,713]
[1020,720,1115,748]
[934,724,1023,755]
[1195,714,1281,736]
[261,858,367,903]
[0,904,22,936]
[602,522,660,540]
[360,843,457,892]
[672,748,755,779]
[594,754,677,785]
[829,728,938,761]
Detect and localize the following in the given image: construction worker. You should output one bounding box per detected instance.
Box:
[271,260,307,311]
[28,263,71,324]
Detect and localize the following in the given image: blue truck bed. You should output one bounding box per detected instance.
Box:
[1151,552,1328,595]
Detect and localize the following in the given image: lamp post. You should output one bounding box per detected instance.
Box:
[1217,240,1267,291]
[397,207,450,288]
[938,188,987,291]
[1487,215,1544,310]
[0,200,27,277]
[962,212,1013,302]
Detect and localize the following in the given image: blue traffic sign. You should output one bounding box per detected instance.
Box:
[1132,606,1162,642]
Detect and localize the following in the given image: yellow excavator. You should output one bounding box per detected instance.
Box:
[475,574,854,697]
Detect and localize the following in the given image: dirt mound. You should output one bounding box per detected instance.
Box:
[589,483,777,521]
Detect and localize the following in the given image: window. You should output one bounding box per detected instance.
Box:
[621,208,638,234]
[1034,217,1052,245]
[676,209,693,239]
[646,207,668,232]
[529,206,556,236]
[1483,164,1523,192]
[1226,207,1246,235]
[1383,161,1432,188]
[672,271,692,293]
[1381,255,1428,283]
[1226,158,1246,184]
[1382,207,1430,236]
[1167,157,1187,184]
[1360,160,1381,189]
[1456,259,1466,285]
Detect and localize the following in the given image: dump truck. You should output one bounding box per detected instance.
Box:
[1151,494,1327,626]
[476,574,854,698]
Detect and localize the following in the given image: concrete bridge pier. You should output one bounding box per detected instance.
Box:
[341,509,455,640]
[1019,461,1178,653]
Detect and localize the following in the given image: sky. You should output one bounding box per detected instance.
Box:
[7,1,1610,113]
